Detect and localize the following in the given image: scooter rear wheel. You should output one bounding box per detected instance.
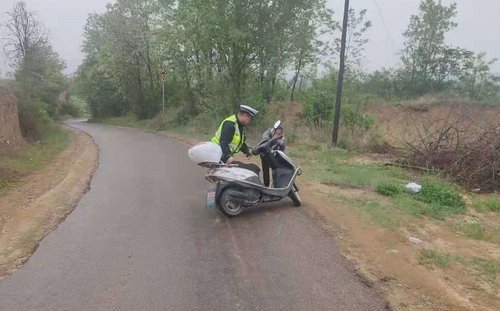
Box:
[219,188,244,217]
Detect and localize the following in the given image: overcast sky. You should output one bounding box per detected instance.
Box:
[0,0,499,77]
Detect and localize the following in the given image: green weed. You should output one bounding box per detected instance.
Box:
[376,182,402,197]
[418,249,453,268]
[415,183,466,218]
[474,197,500,213]
[455,222,487,240]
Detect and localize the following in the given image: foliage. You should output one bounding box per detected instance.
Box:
[376,182,402,197]
[75,0,330,120]
[341,102,374,135]
[415,182,466,217]
[335,8,372,79]
[397,0,499,99]
[2,1,67,140]
[2,1,47,66]
[6,81,52,142]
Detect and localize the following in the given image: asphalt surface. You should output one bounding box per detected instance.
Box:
[0,121,387,311]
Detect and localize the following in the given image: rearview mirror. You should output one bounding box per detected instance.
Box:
[273,120,282,129]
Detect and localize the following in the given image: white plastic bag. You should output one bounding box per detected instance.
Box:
[405,182,422,193]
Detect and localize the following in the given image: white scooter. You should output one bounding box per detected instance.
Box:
[188,121,302,217]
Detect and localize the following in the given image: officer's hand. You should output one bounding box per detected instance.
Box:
[227,157,234,164]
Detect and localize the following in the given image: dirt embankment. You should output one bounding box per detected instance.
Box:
[0,126,98,278]
[302,183,500,311]
[0,81,26,156]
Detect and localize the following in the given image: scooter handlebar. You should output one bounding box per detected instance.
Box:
[251,136,282,155]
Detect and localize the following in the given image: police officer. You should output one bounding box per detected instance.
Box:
[212,105,260,174]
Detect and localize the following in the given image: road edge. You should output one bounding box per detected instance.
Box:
[0,125,99,279]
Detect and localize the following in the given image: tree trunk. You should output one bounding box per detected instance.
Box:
[290,52,304,102]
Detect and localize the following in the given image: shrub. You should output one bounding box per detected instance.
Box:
[376,182,402,197]
[415,182,466,217]
[59,101,80,117]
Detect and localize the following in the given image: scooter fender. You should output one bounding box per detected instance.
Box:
[207,182,245,208]
[212,182,251,208]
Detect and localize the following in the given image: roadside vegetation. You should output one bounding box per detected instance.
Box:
[0,126,67,195]
[0,1,75,195]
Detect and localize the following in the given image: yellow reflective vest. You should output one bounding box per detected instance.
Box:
[212,115,245,154]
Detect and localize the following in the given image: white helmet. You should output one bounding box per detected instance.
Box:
[239,104,258,118]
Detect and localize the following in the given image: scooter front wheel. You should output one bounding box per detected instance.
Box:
[289,189,302,207]
[219,188,244,217]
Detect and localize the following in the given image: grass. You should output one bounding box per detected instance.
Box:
[392,194,435,218]
[288,143,411,189]
[383,182,466,220]
[0,125,68,195]
[358,200,404,229]
[454,222,500,244]
[418,249,500,284]
[470,258,500,283]
[455,222,487,240]
[418,249,453,268]
[376,182,402,197]
[288,141,471,222]
[414,183,466,219]
[474,197,500,213]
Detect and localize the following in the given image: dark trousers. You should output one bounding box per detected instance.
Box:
[260,155,271,187]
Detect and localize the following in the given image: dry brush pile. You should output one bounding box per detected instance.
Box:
[394,105,499,192]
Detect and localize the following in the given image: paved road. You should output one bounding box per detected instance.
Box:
[0,121,387,311]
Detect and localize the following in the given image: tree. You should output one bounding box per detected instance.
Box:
[3,1,66,117]
[400,0,458,95]
[289,4,326,102]
[2,1,47,67]
[75,0,333,120]
[335,8,371,79]
[456,52,499,100]
[78,1,164,119]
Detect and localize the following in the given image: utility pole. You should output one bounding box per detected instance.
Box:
[332,0,350,147]
[160,66,167,118]
[162,80,165,118]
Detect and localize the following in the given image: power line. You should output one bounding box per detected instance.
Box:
[373,0,398,52]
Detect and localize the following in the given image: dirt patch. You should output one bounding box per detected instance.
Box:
[0,80,26,156]
[0,126,98,278]
[301,182,499,311]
